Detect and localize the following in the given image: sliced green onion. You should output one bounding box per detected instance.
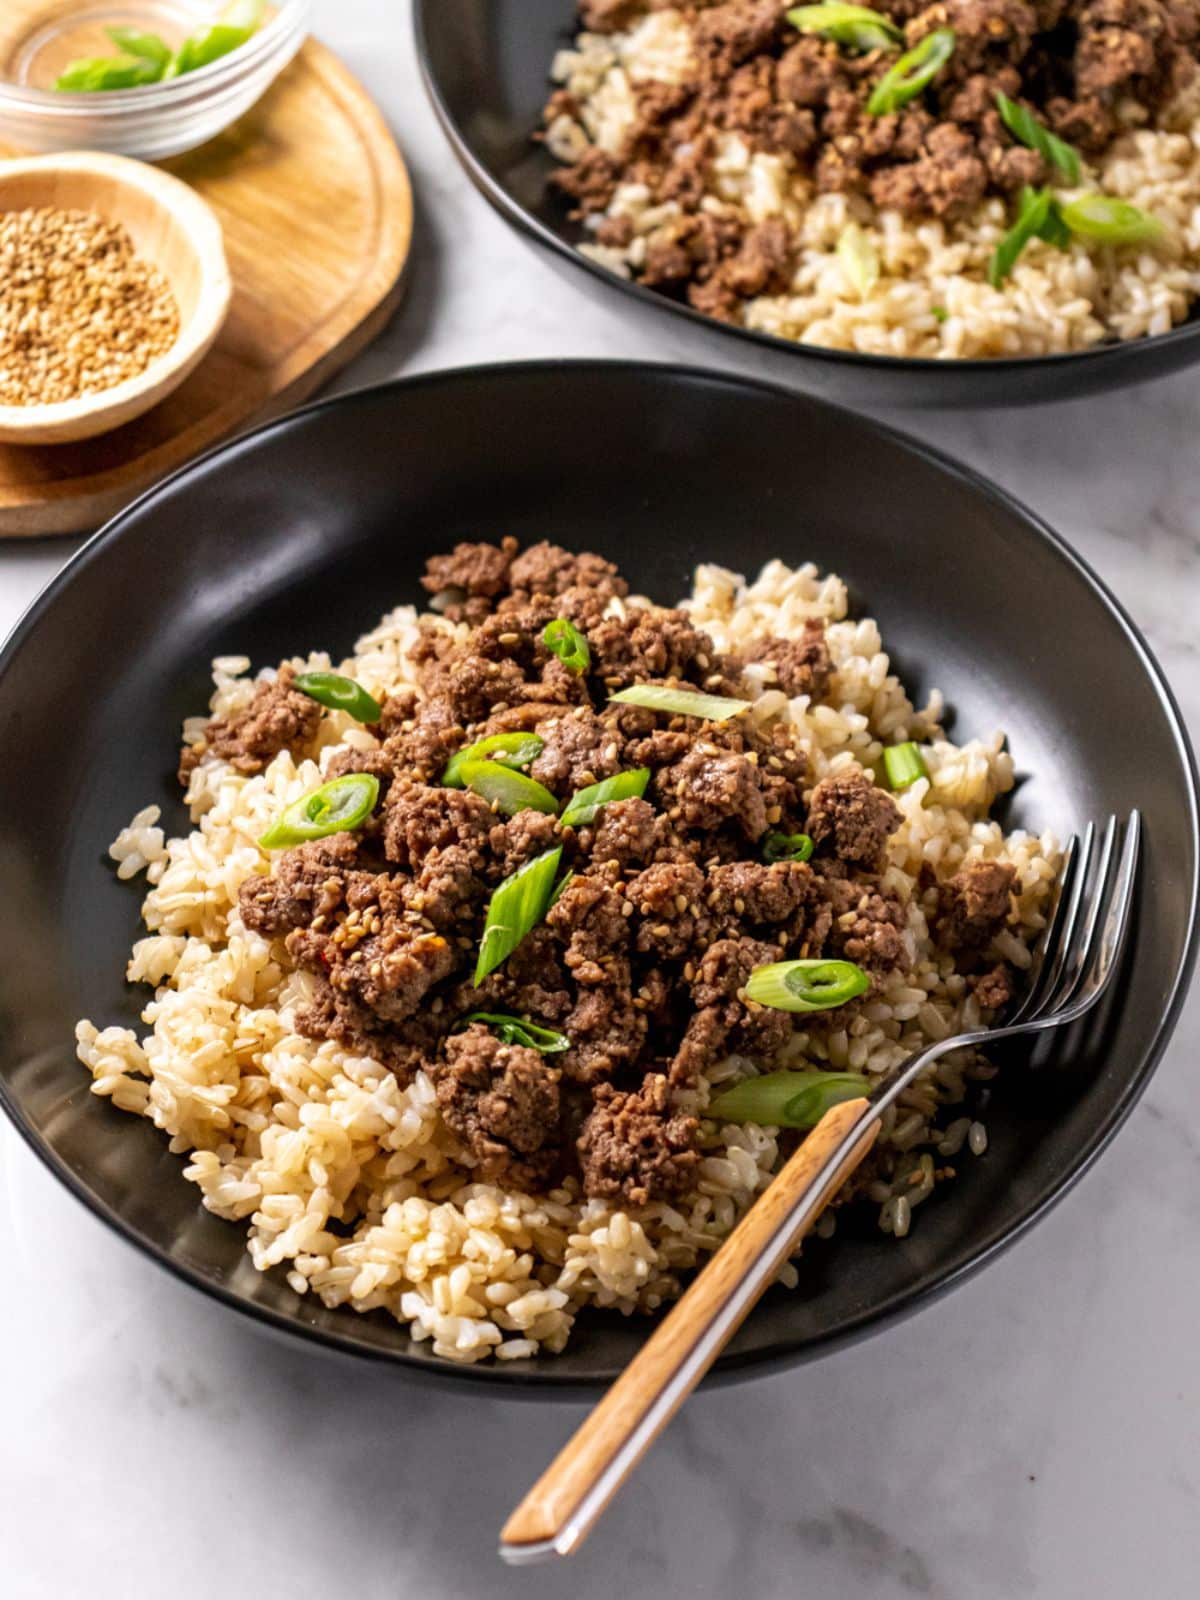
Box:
[786,4,901,52]
[1060,194,1166,247]
[543,617,591,674]
[881,741,928,791]
[475,847,563,984]
[988,186,1064,287]
[55,55,165,90]
[608,684,750,721]
[931,304,949,322]
[459,1012,570,1053]
[745,958,870,1013]
[258,773,379,850]
[292,671,382,724]
[459,760,560,816]
[442,733,544,788]
[866,27,955,116]
[762,831,814,864]
[994,92,1080,184]
[837,222,880,299]
[168,22,256,77]
[709,1069,870,1127]
[560,768,651,828]
[105,27,172,67]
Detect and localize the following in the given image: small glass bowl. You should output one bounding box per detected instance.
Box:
[0,1,311,160]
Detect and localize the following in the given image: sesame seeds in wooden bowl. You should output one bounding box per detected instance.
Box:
[0,151,230,445]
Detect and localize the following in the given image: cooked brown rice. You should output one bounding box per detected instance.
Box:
[77,558,1060,1362]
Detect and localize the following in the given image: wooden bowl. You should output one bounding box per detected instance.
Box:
[0,151,230,445]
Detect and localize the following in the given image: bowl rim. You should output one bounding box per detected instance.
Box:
[0,0,310,115]
[1,358,1196,1390]
[412,0,1200,380]
[0,149,232,440]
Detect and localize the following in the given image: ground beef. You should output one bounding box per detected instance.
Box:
[806,770,902,873]
[383,782,493,868]
[530,705,624,789]
[179,665,321,782]
[238,833,362,936]
[435,1026,562,1189]
[655,742,770,838]
[421,537,516,604]
[745,620,834,699]
[577,1073,700,1203]
[973,961,1015,1009]
[234,540,945,1207]
[936,859,1017,948]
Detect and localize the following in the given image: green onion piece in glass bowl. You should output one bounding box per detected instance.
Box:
[745,958,870,1012]
[543,617,591,674]
[709,1069,870,1128]
[994,92,1080,184]
[762,831,814,864]
[608,684,751,721]
[866,27,955,116]
[475,847,563,984]
[1060,194,1166,247]
[786,4,902,52]
[292,671,382,724]
[105,28,173,68]
[882,740,928,791]
[458,760,560,817]
[560,768,651,828]
[55,55,166,91]
[442,733,544,788]
[459,1012,570,1053]
[258,772,379,850]
[837,221,880,299]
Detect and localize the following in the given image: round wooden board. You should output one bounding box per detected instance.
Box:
[0,39,413,537]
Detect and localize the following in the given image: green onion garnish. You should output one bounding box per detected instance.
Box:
[560,768,651,828]
[866,27,955,116]
[994,92,1080,185]
[442,733,544,788]
[104,27,173,68]
[837,222,880,299]
[57,1,265,90]
[292,671,382,724]
[762,831,814,864]
[475,847,563,984]
[1060,194,1166,247]
[786,3,901,52]
[459,1012,570,1053]
[608,684,751,721]
[458,760,560,817]
[709,1069,870,1128]
[988,186,1065,287]
[55,55,165,90]
[931,304,949,322]
[543,617,591,674]
[745,958,870,1012]
[881,741,928,791]
[258,773,379,850]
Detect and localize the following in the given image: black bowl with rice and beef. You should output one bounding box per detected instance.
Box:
[0,362,1194,1388]
[417,0,1200,405]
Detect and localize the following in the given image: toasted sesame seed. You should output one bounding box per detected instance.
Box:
[674,893,689,912]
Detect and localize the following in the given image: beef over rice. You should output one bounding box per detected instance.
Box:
[541,2,1200,357]
[78,543,1060,1363]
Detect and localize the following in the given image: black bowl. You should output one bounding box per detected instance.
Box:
[415,0,1200,409]
[0,362,1195,1391]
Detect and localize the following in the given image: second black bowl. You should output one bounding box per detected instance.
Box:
[415,0,1200,408]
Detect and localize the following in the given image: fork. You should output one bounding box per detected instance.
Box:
[499,811,1141,1565]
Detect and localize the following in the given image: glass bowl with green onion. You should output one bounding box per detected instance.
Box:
[0,0,310,160]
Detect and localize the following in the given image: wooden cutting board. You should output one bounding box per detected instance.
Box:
[0,38,413,536]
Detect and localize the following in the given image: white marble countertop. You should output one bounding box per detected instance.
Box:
[2,5,1198,1597]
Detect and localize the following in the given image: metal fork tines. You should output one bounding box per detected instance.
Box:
[870,809,1141,1131]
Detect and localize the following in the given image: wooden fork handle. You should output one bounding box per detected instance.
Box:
[499,1096,880,1563]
